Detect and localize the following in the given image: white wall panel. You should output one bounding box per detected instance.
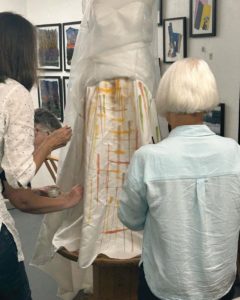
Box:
[0,0,26,15]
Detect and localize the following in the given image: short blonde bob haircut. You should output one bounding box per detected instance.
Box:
[156,58,219,116]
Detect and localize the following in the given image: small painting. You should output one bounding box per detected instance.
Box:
[63,22,81,71]
[190,0,217,37]
[38,76,63,122]
[163,17,187,63]
[36,24,62,71]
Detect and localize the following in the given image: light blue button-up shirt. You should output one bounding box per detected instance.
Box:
[118,125,240,300]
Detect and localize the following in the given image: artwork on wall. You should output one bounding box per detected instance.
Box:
[157,0,163,26]
[63,76,69,107]
[38,76,63,122]
[163,17,187,63]
[63,21,81,71]
[36,24,62,71]
[189,0,217,37]
[204,103,225,136]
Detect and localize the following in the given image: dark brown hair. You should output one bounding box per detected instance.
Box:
[0,12,37,90]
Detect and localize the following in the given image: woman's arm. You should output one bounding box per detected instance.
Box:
[3,181,82,214]
[33,126,72,173]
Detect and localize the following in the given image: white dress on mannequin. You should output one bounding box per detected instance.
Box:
[32,1,160,299]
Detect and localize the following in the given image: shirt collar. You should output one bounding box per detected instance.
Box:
[168,124,216,138]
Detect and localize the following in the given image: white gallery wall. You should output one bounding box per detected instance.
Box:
[26,0,83,24]
[0,0,240,186]
[0,0,26,15]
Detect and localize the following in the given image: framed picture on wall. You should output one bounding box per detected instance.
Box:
[63,76,69,107]
[63,21,81,71]
[36,23,62,71]
[189,0,217,37]
[163,17,187,63]
[157,0,163,26]
[203,103,225,136]
[37,76,63,122]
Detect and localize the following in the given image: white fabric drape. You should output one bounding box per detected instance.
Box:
[32,1,160,299]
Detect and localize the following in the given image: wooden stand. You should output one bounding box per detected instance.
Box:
[91,254,140,300]
[57,248,140,300]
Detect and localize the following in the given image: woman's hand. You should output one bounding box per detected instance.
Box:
[47,125,72,150]
[64,185,83,208]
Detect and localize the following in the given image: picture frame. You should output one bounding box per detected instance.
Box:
[63,76,69,108]
[62,21,81,71]
[189,0,217,37]
[37,76,63,122]
[36,23,62,71]
[163,17,187,63]
[204,103,225,136]
[157,0,163,26]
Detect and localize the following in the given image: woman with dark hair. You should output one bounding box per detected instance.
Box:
[0,12,77,300]
[0,12,37,90]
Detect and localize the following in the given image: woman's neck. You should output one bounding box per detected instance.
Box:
[167,112,204,129]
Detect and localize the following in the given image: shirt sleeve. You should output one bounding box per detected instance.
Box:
[1,84,36,188]
[118,151,148,231]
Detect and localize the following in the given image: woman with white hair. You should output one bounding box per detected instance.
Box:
[119,58,240,299]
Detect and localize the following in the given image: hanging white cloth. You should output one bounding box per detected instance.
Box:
[32,0,160,299]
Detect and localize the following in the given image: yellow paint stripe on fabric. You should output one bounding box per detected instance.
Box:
[96,87,115,94]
